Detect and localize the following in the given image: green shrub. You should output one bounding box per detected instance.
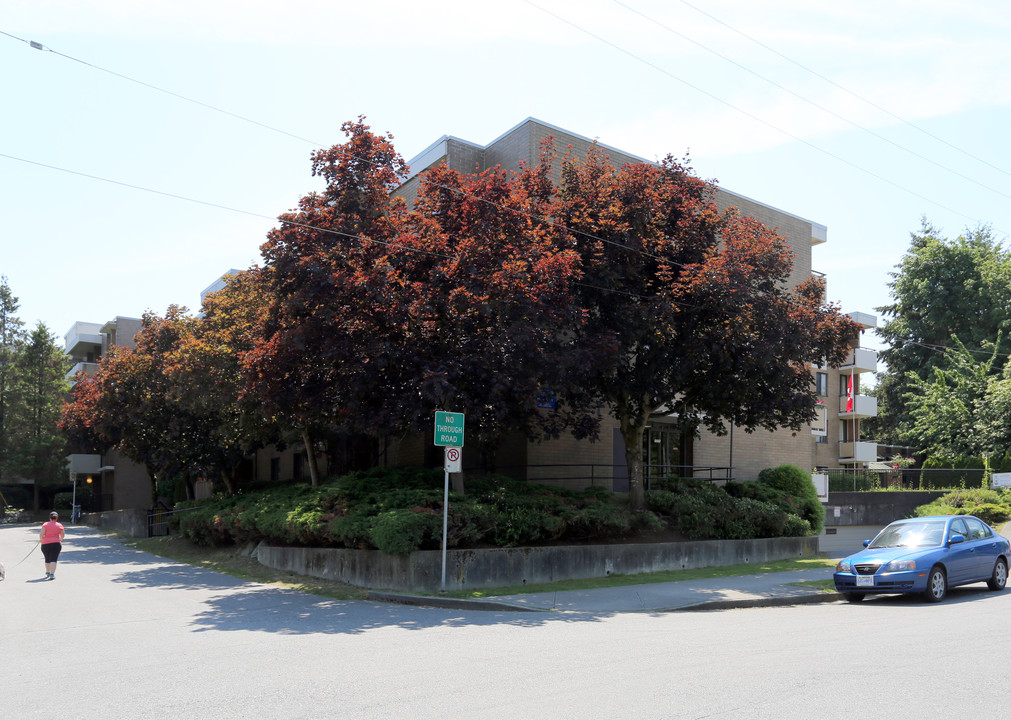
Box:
[756,464,824,534]
[368,508,442,555]
[567,502,633,540]
[647,480,793,541]
[782,514,812,537]
[913,488,1011,525]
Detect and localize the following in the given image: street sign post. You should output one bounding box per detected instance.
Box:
[434,412,465,590]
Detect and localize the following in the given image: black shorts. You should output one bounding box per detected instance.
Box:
[41,542,61,563]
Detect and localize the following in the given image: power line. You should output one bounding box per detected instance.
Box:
[669,0,1011,180]
[523,0,994,230]
[0,151,452,259]
[612,0,1011,201]
[0,29,323,147]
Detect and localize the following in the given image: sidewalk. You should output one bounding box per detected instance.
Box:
[368,565,840,613]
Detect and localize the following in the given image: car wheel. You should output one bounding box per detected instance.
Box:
[923,566,947,603]
[987,558,1008,591]
[842,592,864,603]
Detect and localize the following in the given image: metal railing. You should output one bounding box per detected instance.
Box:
[825,467,991,492]
[486,463,733,491]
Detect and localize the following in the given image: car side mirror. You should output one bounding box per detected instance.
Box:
[948,533,965,545]
[862,539,871,548]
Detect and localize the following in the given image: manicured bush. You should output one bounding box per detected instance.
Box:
[756,464,824,534]
[369,508,442,555]
[913,488,1011,525]
[646,479,795,541]
[177,465,813,553]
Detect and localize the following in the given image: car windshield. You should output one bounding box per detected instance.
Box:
[868,520,947,548]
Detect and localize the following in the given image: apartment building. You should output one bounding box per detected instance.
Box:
[392,118,879,488]
[64,316,151,511]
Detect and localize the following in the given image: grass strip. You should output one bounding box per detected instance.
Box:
[432,555,840,599]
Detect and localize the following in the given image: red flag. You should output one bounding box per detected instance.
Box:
[846,374,854,413]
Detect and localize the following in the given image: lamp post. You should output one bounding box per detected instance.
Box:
[71,475,92,523]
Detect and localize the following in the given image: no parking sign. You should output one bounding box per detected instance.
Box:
[444,446,462,473]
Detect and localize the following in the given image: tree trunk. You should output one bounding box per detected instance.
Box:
[218,468,235,495]
[301,427,320,487]
[620,413,649,511]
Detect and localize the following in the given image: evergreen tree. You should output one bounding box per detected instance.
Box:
[10,322,70,509]
[0,277,26,484]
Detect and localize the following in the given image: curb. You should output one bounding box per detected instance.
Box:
[667,592,842,612]
[367,589,843,613]
[367,591,548,612]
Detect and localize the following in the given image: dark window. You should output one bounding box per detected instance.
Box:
[293,453,304,481]
[270,457,280,483]
[815,372,828,397]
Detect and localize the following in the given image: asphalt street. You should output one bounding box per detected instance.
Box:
[4,524,1010,719]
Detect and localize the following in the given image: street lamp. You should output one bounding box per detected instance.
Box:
[71,474,92,523]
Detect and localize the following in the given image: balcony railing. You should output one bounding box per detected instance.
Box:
[838,441,876,464]
[65,361,99,384]
[838,394,877,419]
[840,347,877,374]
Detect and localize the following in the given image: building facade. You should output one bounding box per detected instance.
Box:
[393,118,879,488]
[64,316,152,511]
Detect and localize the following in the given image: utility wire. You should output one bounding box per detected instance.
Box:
[0,29,324,147]
[612,0,1011,201]
[0,151,452,259]
[0,28,666,262]
[2,18,999,244]
[523,0,989,229]
[670,0,1011,180]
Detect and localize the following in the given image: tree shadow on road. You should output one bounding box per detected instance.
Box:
[50,526,617,633]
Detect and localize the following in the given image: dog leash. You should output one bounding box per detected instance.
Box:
[12,540,40,568]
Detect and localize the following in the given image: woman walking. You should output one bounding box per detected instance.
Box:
[40,511,65,580]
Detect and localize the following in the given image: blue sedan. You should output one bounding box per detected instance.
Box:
[833,515,1010,603]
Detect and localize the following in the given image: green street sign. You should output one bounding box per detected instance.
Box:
[434,411,465,447]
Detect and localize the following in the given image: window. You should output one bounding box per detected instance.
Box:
[294,453,305,481]
[964,517,990,541]
[815,372,828,397]
[811,405,827,436]
[270,457,280,483]
[949,518,969,540]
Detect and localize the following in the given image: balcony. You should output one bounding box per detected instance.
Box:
[839,394,877,419]
[839,441,876,464]
[848,311,877,330]
[64,322,104,356]
[840,347,878,374]
[65,361,99,384]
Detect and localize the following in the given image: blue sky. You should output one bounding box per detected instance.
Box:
[3,0,1009,354]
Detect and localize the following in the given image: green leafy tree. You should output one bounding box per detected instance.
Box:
[872,220,1011,444]
[906,336,1011,468]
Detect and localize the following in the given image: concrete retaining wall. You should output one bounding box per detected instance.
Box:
[818,491,948,556]
[257,536,820,592]
[81,508,148,538]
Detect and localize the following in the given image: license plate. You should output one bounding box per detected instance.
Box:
[856,575,874,587]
